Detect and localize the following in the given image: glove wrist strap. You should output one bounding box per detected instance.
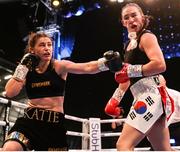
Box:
[13,64,29,82]
[112,87,125,102]
[97,58,109,71]
[127,64,143,78]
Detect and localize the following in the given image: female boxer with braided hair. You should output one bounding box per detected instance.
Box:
[2,32,121,151]
[105,3,174,151]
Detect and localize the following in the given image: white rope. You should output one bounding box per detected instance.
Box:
[0,97,27,109]
[0,97,88,123]
[0,119,88,138]
[0,118,179,151]
[100,147,151,151]
[0,120,14,127]
[100,118,126,124]
[65,114,88,123]
[67,131,89,138]
[1,97,180,151]
[67,146,180,151]
[101,132,121,137]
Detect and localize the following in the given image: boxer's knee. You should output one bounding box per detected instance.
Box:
[3,131,31,150]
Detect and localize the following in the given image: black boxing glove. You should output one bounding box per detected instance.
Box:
[13,53,40,81]
[20,53,40,70]
[103,50,123,73]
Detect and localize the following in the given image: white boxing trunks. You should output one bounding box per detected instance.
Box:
[166,88,180,125]
[126,76,164,134]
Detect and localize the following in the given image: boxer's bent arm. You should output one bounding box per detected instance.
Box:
[5,78,24,98]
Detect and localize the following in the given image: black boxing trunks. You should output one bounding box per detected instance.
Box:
[4,107,68,151]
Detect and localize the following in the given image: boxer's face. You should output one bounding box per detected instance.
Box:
[121,6,144,33]
[32,37,53,61]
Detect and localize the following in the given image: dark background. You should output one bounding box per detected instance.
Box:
[0,0,180,149]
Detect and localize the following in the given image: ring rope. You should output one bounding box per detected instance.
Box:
[65,115,89,123]
[0,120,14,127]
[0,97,88,123]
[101,132,122,137]
[0,119,88,138]
[67,131,89,138]
[0,97,27,109]
[0,97,180,151]
[100,118,126,123]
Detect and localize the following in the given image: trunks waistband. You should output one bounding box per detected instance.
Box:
[23,107,64,123]
[130,76,160,98]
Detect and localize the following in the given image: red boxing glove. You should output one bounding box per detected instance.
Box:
[105,98,121,117]
[115,64,129,83]
[115,64,143,83]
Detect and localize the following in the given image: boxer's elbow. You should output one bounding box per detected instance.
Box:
[5,90,17,98]
[158,62,166,73]
[5,87,20,98]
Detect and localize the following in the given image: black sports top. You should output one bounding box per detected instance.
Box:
[123,29,151,85]
[25,60,66,99]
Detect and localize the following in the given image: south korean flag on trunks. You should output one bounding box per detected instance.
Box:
[126,92,164,134]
